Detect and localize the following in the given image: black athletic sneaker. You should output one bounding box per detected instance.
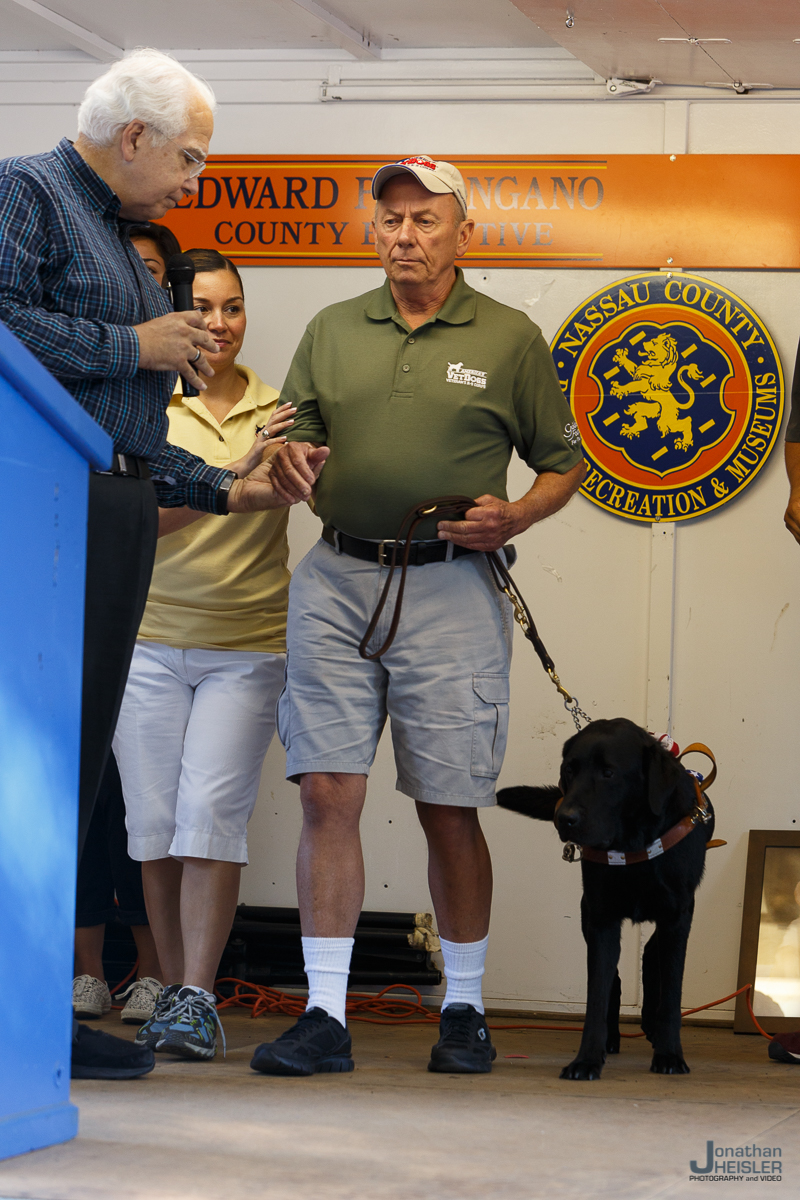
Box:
[71,1023,156,1080]
[250,1007,354,1076]
[769,1033,800,1063]
[428,1003,496,1074]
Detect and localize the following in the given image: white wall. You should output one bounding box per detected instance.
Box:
[5,76,800,1017]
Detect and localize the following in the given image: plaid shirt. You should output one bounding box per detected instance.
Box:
[0,138,227,510]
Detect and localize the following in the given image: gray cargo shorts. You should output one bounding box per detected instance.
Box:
[278,538,514,806]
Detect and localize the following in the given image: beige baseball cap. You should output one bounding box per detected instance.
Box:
[372,155,468,218]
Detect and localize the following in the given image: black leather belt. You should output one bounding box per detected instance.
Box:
[93,453,150,480]
[322,525,477,567]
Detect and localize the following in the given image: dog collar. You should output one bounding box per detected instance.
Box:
[561,779,714,866]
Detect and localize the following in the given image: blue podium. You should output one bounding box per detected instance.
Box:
[0,320,112,1159]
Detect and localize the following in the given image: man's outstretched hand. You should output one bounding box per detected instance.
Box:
[784,443,800,545]
[785,493,800,544]
[268,441,328,505]
[227,444,329,513]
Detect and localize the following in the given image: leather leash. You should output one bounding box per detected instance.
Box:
[357,494,589,730]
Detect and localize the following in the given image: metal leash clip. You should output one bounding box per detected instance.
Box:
[562,842,579,863]
[503,585,529,632]
[691,802,713,826]
[547,669,591,732]
[504,591,591,732]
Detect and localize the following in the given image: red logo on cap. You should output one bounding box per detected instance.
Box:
[398,156,437,171]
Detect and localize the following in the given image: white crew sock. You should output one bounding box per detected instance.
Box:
[302,936,354,1028]
[440,935,489,1015]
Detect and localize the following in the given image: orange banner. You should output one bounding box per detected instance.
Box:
[160,155,800,269]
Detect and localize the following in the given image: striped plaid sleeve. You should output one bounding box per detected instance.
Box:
[0,176,140,380]
[147,439,231,512]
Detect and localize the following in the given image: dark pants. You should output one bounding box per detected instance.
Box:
[77,470,158,859]
[76,753,148,927]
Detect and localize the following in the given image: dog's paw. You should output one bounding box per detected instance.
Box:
[650,1052,690,1075]
[560,1059,604,1081]
[606,1035,621,1055]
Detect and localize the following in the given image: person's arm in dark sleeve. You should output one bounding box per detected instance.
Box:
[784,334,800,543]
[0,176,140,380]
[513,332,585,476]
[437,329,584,553]
[146,440,234,512]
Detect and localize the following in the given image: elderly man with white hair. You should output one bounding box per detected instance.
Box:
[0,49,306,1080]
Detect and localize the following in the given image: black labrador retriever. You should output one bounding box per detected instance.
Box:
[496,717,715,1080]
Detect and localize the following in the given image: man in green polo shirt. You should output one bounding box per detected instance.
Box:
[250,156,584,1080]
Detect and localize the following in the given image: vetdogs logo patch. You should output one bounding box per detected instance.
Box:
[551,273,784,522]
[446,362,487,389]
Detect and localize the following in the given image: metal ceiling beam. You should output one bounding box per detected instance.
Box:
[271,0,380,60]
[510,0,800,89]
[7,0,122,61]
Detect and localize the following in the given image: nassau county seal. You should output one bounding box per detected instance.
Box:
[551,273,784,522]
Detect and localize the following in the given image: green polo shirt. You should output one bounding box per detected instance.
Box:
[282,268,583,540]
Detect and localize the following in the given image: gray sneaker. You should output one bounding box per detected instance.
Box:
[117,977,163,1024]
[134,984,181,1050]
[156,987,225,1061]
[72,974,111,1019]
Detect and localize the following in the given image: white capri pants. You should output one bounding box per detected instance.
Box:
[113,641,285,864]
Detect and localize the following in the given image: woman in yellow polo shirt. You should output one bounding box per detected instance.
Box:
[113,248,295,1062]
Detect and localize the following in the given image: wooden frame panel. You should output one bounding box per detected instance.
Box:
[734,830,800,1034]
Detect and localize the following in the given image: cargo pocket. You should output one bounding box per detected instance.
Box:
[470,673,510,779]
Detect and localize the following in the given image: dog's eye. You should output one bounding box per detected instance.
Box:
[601,767,615,779]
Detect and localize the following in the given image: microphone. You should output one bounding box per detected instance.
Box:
[166,253,199,398]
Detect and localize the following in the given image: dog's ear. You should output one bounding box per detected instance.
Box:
[645,743,678,816]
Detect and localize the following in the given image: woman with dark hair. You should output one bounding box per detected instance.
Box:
[113,247,297,1061]
[128,221,182,285]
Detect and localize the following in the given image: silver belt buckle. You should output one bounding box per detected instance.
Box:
[94,452,128,477]
[377,540,395,568]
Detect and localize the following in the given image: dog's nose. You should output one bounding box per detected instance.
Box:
[558,811,579,831]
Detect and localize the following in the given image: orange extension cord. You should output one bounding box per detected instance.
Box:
[208,977,773,1040]
[109,962,771,1040]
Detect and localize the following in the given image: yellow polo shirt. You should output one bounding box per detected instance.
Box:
[137,365,289,653]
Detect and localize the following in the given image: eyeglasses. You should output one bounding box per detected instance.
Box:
[178,144,207,179]
[151,128,207,179]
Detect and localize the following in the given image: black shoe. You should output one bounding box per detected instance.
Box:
[769,1033,800,1063]
[250,1008,354,1076]
[71,1022,156,1080]
[428,1003,496,1074]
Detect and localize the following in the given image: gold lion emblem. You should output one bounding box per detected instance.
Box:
[610,333,704,452]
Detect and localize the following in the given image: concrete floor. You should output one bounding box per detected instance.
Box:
[0,1010,797,1200]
